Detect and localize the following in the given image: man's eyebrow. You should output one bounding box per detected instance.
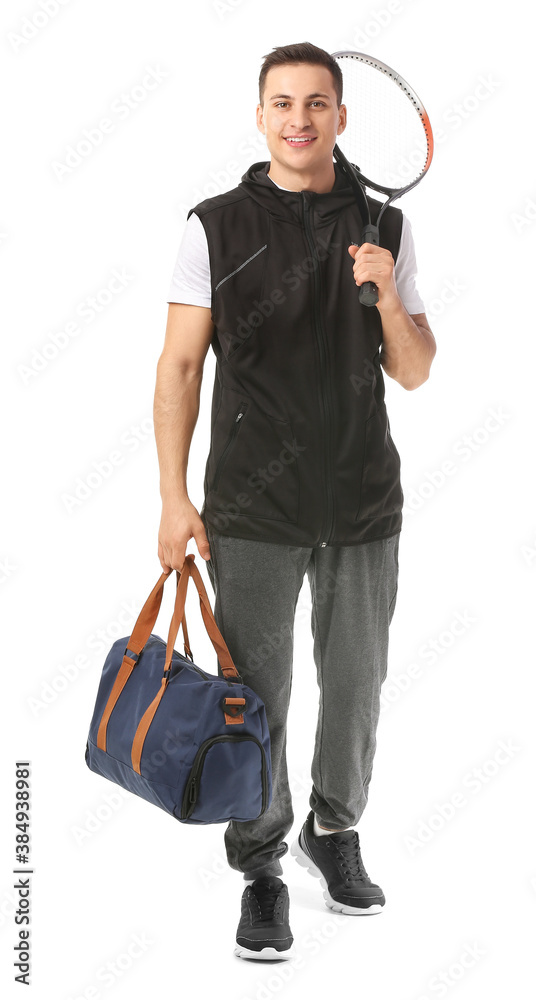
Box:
[268,92,332,101]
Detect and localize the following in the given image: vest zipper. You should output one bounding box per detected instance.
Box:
[301,193,334,547]
[212,400,249,491]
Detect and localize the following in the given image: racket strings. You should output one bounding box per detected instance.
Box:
[336,59,430,189]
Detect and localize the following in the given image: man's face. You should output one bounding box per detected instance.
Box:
[256,63,346,174]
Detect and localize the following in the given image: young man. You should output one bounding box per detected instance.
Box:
[155,42,435,961]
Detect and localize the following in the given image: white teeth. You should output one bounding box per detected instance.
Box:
[286,137,312,143]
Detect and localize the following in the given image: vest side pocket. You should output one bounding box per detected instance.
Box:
[356,402,404,521]
[212,400,249,492]
[208,390,300,524]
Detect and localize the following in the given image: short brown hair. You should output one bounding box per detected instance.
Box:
[259,42,343,107]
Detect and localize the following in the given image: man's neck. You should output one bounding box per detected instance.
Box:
[267,160,336,194]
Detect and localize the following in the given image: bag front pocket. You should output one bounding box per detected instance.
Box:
[179,734,269,823]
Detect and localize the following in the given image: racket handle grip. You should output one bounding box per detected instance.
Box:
[359,281,379,307]
[354,223,380,307]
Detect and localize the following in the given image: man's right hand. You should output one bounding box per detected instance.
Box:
[158,497,211,572]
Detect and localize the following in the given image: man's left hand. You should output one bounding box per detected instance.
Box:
[348,242,400,311]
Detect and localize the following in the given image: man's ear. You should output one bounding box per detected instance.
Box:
[256,104,266,134]
[337,103,347,136]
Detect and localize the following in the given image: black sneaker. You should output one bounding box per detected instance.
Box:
[234,876,294,960]
[290,810,385,915]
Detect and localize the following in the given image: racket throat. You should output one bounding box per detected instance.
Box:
[360,223,380,247]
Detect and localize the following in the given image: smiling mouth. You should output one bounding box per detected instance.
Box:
[284,136,317,147]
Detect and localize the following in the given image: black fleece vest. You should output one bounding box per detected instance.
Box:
[190,161,404,547]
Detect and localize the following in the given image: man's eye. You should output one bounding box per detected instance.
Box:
[275,102,288,108]
[311,102,326,108]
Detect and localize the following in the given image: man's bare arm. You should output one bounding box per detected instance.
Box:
[347,243,436,390]
[378,307,436,391]
[154,303,214,571]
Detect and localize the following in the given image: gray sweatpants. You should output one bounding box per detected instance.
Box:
[204,526,400,881]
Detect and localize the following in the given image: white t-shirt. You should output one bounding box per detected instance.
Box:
[167,175,426,315]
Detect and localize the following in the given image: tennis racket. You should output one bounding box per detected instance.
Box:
[331,50,434,306]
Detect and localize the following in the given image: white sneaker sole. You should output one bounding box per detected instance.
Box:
[234,943,295,960]
[290,837,384,916]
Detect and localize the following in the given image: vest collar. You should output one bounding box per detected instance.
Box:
[238,160,360,226]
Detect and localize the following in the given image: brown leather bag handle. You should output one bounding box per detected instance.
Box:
[97,554,241,762]
[121,567,193,661]
[130,554,241,773]
[97,569,173,752]
[163,554,240,679]
[97,562,192,753]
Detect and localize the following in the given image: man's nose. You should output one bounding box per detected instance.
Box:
[289,108,312,130]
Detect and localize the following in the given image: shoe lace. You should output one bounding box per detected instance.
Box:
[328,832,369,881]
[250,882,283,921]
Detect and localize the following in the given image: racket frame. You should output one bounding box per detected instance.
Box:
[331,49,434,305]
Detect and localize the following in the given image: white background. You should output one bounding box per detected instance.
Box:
[1,0,535,996]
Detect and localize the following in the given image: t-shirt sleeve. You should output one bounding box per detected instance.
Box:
[166,212,212,307]
[393,214,426,315]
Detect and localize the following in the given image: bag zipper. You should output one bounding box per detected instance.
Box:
[152,636,243,687]
[302,193,334,547]
[213,401,249,491]
[152,636,210,680]
[180,733,269,820]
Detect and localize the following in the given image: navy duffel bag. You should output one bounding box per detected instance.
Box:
[85,553,272,824]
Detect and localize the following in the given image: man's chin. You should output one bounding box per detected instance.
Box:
[269,149,322,173]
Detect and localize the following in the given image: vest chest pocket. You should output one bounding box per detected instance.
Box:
[215,244,269,362]
[209,393,300,524]
[356,402,404,521]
